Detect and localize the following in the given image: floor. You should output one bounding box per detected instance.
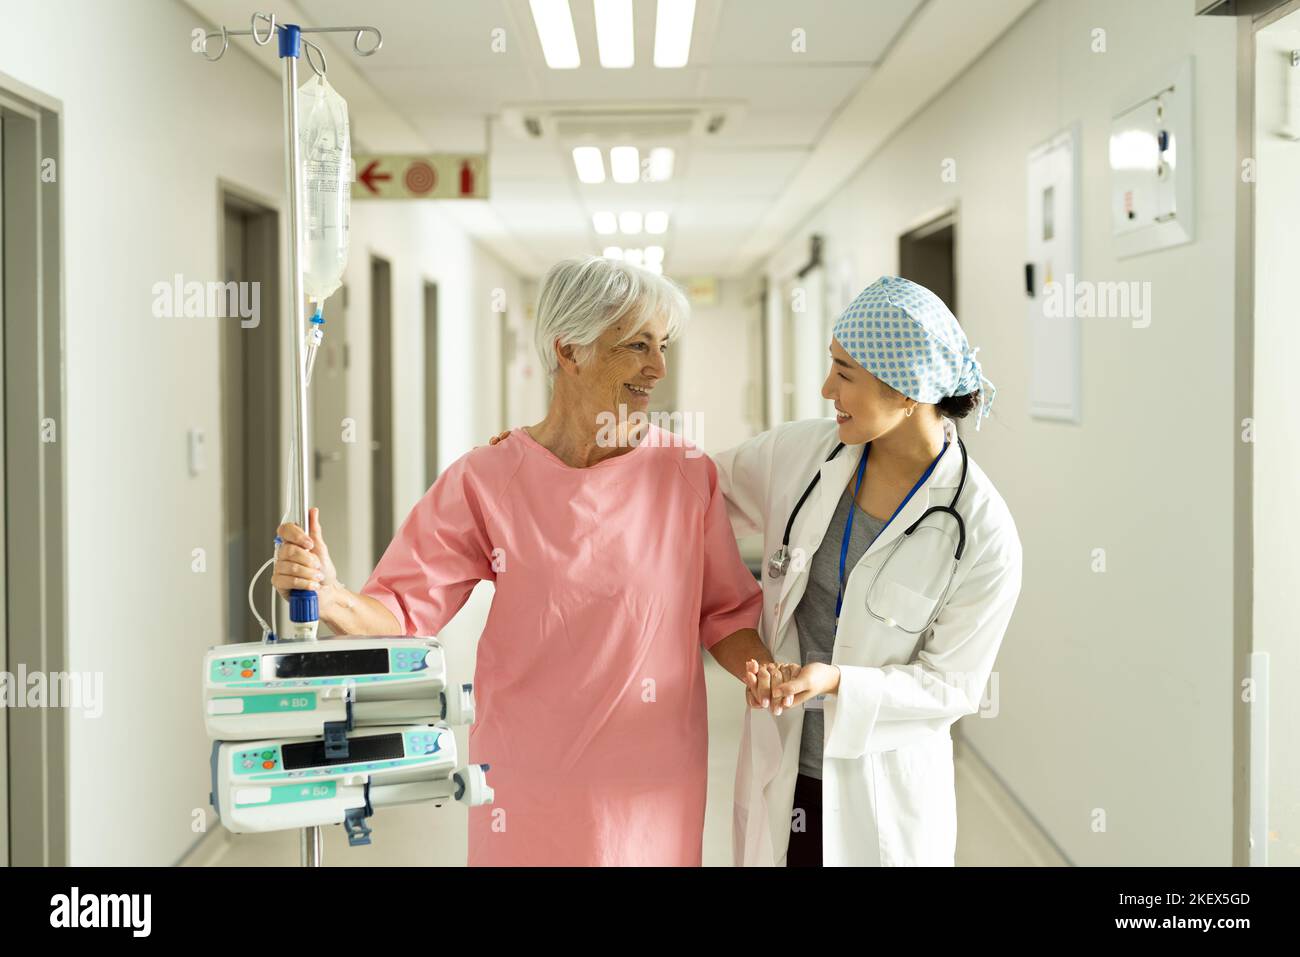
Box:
[200,656,1065,867]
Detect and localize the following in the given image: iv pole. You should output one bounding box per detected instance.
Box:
[199,11,382,868]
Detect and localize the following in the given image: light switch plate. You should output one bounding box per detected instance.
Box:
[188,428,205,476]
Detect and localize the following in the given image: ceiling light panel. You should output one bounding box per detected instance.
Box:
[530,0,581,69]
[647,147,675,181]
[610,146,640,183]
[594,0,634,68]
[654,0,696,68]
[572,146,606,183]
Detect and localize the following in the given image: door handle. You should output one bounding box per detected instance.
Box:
[314,448,342,480]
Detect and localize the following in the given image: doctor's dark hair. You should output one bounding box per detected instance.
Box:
[936,391,981,420]
[876,374,982,421]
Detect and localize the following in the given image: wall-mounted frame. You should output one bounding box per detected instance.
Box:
[1110,57,1196,259]
[1027,125,1082,423]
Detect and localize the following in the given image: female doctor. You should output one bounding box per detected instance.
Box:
[714,275,1023,867]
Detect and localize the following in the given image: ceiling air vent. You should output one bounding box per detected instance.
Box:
[499,102,744,142]
[553,109,699,140]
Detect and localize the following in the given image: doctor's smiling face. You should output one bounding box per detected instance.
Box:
[824,337,913,445]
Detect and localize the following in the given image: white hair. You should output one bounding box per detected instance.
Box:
[534,257,689,380]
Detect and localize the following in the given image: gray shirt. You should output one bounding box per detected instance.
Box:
[792,484,887,780]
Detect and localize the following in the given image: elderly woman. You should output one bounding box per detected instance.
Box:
[272,256,768,866]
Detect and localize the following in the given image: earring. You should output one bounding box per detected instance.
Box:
[905,405,915,418]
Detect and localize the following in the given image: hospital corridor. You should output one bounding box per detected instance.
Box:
[0,0,1295,932]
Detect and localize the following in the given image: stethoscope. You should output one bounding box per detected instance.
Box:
[767,436,969,635]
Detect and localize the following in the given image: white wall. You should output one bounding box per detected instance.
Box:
[755,0,1238,864]
[674,277,762,455]
[0,0,532,865]
[1252,14,1300,867]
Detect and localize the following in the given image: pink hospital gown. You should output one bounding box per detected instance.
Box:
[360,424,761,866]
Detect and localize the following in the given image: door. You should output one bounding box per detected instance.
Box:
[0,110,8,867]
[747,279,768,433]
[424,281,439,486]
[220,195,280,644]
[370,256,394,566]
[899,213,957,314]
[780,277,796,423]
[781,267,829,423]
[1251,1,1300,867]
[0,83,67,865]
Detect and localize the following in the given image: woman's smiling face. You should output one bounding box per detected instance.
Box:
[822,337,911,444]
[572,308,670,415]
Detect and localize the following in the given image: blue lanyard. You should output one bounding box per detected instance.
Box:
[835,440,949,624]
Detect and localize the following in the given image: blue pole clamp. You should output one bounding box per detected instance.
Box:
[290,588,319,624]
[278,23,301,59]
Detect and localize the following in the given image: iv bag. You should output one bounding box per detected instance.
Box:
[298,74,351,305]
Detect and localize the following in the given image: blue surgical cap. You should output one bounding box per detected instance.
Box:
[832,275,995,429]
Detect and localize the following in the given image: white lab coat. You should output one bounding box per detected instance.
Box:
[713,417,1022,866]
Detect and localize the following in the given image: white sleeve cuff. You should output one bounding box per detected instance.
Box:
[823,664,884,760]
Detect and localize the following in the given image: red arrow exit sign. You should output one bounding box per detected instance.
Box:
[351,154,490,200]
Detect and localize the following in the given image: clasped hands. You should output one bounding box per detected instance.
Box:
[744,659,841,717]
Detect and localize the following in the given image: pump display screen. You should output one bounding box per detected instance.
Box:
[265,649,389,679]
[281,733,405,770]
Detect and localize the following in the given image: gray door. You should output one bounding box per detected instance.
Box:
[0,111,8,867]
[0,82,68,866]
[899,213,957,314]
[220,197,280,644]
[370,256,394,566]
[424,281,439,487]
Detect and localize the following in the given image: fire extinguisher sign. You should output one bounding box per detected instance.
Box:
[351,154,490,200]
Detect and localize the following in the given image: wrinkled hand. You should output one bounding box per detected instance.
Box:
[272,507,339,603]
[773,662,841,708]
[744,659,800,716]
